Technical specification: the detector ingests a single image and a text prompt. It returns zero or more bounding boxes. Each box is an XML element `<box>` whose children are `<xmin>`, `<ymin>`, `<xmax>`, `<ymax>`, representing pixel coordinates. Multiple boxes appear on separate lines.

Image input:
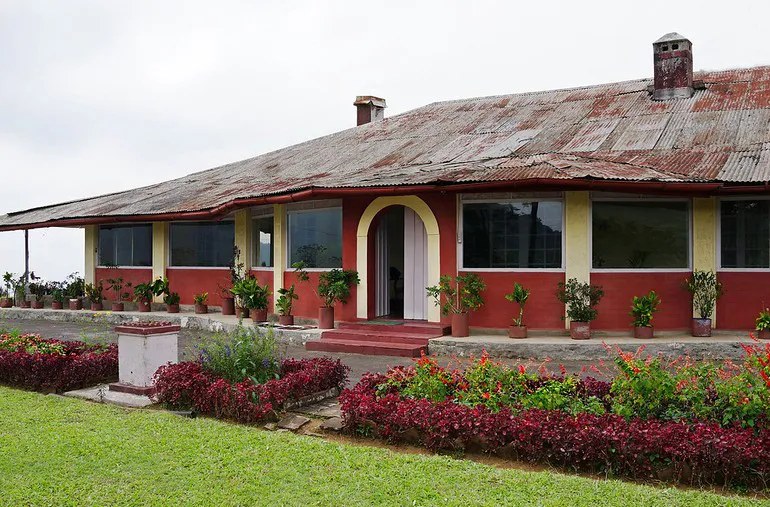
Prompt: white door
<box><xmin>375</xmin><ymin>219</ymin><xmax>390</xmax><ymax>317</ymax></box>
<box><xmin>403</xmin><ymin>208</ymin><xmax>428</xmax><ymax>320</ymax></box>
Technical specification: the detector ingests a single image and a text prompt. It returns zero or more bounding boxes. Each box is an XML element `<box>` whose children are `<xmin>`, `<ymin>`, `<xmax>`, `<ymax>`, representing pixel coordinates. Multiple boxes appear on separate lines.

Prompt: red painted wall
<box><xmin>95</xmin><ymin>268</ymin><xmax>153</xmax><ymax>302</ymax></box>
<box><xmin>717</xmin><ymin>272</ymin><xmax>770</xmax><ymax>331</ymax></box>
<box><xmin>592</xmin><ymin>272</ymin><xmax>691</xmax><ymax>331</ymax></box>
<box><xmin>460</xmin><ymin>271</ymin><xmax>566</xmax><ymax>330</ymax></box>
<box><xmin>166</xmin><ymin>268</ymin><xmax>231</xmax><ymax>306</ymax></box>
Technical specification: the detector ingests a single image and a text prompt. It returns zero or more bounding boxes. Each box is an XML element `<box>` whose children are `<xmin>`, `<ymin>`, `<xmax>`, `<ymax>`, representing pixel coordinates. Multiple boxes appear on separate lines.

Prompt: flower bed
<box><xmin>0</xmin><ymin>332</ymin><xmax>118</xmax><ymax>392</ymax></box>
<box><xmin>154</xmin><ymin>357</ymin><xmax>349</xmax><ymax>423</ymax></box>
<box><xmin>339</xmin><ymin>344</ymin><xmax>770</xmax><ymax>489</ymax></box>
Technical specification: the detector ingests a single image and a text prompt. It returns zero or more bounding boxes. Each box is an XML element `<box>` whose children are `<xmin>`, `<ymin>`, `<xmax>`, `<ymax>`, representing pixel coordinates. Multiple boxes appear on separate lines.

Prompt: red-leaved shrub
<box><xmin>0</xmin><ymin>340</ymin><xmax>118</xmax><ymax>392</ymax></box>
<box><xmin>153</xmin><ymin>357</ymin><xmax>349</xmax><ymax>423</ymax></box>
<box><xmin>340</xmin><ymin>372</ymin><xmax>770</xmax><ymax>489</ymax></box>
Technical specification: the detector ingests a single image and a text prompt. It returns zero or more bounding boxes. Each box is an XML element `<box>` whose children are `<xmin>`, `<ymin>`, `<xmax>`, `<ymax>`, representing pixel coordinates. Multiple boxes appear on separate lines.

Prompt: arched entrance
<box><xmin>356</xmin><ymin>196</ymin><xmax>441</xmax><ymax>323</ymax></box>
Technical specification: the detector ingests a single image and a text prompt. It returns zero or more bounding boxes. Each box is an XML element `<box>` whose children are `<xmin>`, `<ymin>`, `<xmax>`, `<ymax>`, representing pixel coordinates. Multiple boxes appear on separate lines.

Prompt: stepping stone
<box><xmin>277</xmin><ymin>414</ymin><xmax>311</xmax><ymax>431</ymax></box>
<box><xmin>320</xmin><ymin>417</ymin><xmax>344</xmax><ymax>432</ymax></box>
<box><xmin>264</xmin><ymin>422</ymin><xmax>277</xmax><ymax>431</ymax></box>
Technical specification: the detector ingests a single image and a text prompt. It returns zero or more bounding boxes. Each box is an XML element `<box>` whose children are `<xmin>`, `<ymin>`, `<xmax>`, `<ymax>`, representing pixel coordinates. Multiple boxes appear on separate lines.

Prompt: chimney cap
<box><xmin>654</xmin><ymin>32</ymin><xmax>690</xmax><ymax>44</ymax></box>
<box><xmin>354</xmin><ymin>96</ymin><xmax>387</xmax><ymax>108</ymax></box>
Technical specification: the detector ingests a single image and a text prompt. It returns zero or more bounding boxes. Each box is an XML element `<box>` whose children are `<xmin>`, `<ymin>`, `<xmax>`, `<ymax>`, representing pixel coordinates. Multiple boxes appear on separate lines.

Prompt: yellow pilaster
<box><xmin>272</xmin><ymin>204</ymin><xmax>286</xmax><ymax>307</ymax></box>
<box><xmin>234</xmin><ymin>209</ymin><xmax>253</xmax><ymax>270</ymax></box>
<box><xmin>84</xmin><ymin>225</ymin><xmax>97</xmax><ymax>285</ymax></box>
<box><xmin>564</xmin><ymin>191</ymin><xmax>591</xmax><ymax>329</ymax></box>
<box><xmin>152</xmin><ymin>222</ymin><xmax>169</xmax><ymax>302</ymax></box>
<box><xmin>692</xmin><ymin>197</ymin><xmax>718</xmax><ymax>324</ymax></box>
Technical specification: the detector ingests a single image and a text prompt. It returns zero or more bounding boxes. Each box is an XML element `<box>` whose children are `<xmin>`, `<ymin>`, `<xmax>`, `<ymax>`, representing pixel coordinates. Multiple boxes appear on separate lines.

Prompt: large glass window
<box><xmin>288</xmin><ymin>208</ymin><xmax>343</xmax><ymax>268</ymax></box>
<box><xmin>170</xmin><ymin>221</ymin><xmax>235</xmax><ymax>267</ymax></box>
<box><xmin>720</xmin><ymin>200</ymin><xmax>770</xmax><ymax>269</ymax></box>
<box><xmin>592</xmin><ymin>201</ymin><xmax>689</xmax><ymax>269</ymax></box>
<box><xmin>98</xmin><ymin>224</ymin><xmax>152</xmax><ymax>267</ymax></box>
<box><xmin>462</xmin><ymin>201</ymin><xmax>563</xmax><ymax>269</ymax></box>
<box><xmin>253</xmin><ymin>216</ymin><xmax>274</xmax><ymax>268</ymax></box>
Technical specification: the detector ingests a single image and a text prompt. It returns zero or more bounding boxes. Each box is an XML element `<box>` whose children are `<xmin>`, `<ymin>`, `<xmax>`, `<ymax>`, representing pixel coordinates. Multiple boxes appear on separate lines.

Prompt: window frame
<box><xmin>286</xmin><ymin>206</ymin><xmax>344</xmax><ymax>271</ymax></box>
<box><xmin>167</xmin><ymin>220</ymin><xmax>235</xmax><ymax>270</ymax></box>
<box><xmin>96</xmin><ymin>223</ymin><xmax>153</xmax><ymax>269</ymax></box>
<box><xmin>589</xmin><ymin>197</ymin><xmax>693</xmax><ymax>273</ymax></box>
<box><xmin>717</xmin><ymin>196</ymin><xmax>770</xmax><ymax>272</ymax></box>
<box><xmin>251</xmin><ymin>214</ymin><xmax>275</xmax><ymax>271</ymax></box>
<box><xmin>458</xmin><ymin>197</ymin><xmax>566</xmax><ymax>272</ymax></box>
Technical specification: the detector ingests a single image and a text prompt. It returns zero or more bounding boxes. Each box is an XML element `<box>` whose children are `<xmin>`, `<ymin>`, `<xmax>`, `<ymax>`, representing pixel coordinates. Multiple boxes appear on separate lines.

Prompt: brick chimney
<box><xmin>652</xmin><ymin>32</ymin><xmax>694</xmax><ymax>100</ymax></box>
<box><xmin>353</xmin><ymin>96</ymin><xmax>386</xmax><ymax>126</ymax></box>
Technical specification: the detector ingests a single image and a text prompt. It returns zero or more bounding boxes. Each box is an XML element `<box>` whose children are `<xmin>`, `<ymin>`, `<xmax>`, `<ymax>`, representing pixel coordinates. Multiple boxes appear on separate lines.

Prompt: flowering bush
<box><xmin>154</xmin><ymin>357</ymin><xmax>349</xmax><ymax>423</ymax></box>
<box><xmin>195</xmin><ymin>325</ymin><xmax>280</xmax><ymax>384</ymax></box>
<box><xmin>0</xmin><ymin>332</ymin><xmax>117</xmax><ymax>392</ymax></box>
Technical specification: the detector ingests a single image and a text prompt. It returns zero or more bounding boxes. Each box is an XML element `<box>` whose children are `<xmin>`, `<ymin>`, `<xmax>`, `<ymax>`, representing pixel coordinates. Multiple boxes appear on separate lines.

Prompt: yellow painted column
<box><xmin>272</xmin><ymin>204</ymin><xmax>286</xmax><ymax>307</ymax></box>
<box><xmin>234</xmin><ymin>209</ymin><xmax>253</xmax><ymax>271</ymax></box>
<box><xmin>152</xmin><ymin>222</ymin><xmax>169</xmax><ymax>302</ymax></box>
<box><xmin>692</xmin><ymin>197</ymin><xmax>718</xmax><ymax>325</ymax></box>
<box><xmin>83</xmin><ymin>225</ymin><xmax>97</xmax><ymax>285</ymax></box>
<box><xmin>564</xmin><ymin>191</ymin><xmax>591</xmax><ymax>329</ymax></box>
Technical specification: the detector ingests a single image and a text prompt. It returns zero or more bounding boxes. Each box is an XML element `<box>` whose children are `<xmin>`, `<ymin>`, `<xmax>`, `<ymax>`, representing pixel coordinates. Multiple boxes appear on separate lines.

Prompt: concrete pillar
<box><xmin>152</xmin><ymin>222</ymin><xmax>169</xmax><ymax>303</ymax></box>
<box><xmin>692</xmin><ymin>197</ymin><xmax>718</xmax><ymax>325</ymax></box>
<box><xmin>564</xmin><ymin>191</ymin><xmax>591</xmax><ymax>328</ymax></box>
<box><xmin>272</xmin><ymin>204</ymin><xmax>286</xmax><ymax>308</ymax></box>
<box><xmin>84</xmin><ymin>225</ymin><xmax>98</xmax><ymax>285</ymax></box>
<box><xmin>234</xmin><ymin>209</ymin><xmax>253</xmax><ymax>276</ymax></box>
<box><xmin>111</xmin><ymin>322</ymin><xmax>179</xmax><ymax>396</ymax></box>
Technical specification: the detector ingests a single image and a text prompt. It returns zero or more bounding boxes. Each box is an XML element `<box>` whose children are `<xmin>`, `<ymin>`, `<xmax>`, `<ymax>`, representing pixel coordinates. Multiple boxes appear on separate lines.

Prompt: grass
<box><xmin>0</xmin><ymin>387</ymin><xmax>766</xmax><ymax>507</ymax></box>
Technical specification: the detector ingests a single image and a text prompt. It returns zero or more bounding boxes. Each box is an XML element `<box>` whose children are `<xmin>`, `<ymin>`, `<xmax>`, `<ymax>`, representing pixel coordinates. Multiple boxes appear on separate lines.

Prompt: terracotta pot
<box><xmin>508</xmin><ymin>325</ymin><xmax>527</xmax><ymax>339</ymax></box>
<box><xmin>32</xmin><ymin>301</ymin><xmax>44</xmax><ymax>309</ymax></box>
<box><xmin>451</xmin><ymin>312</ymin><xmax>470</xmax><ymax>337</ymax></box>
<box><xmin>278</xmin><ymin>315</ymin><xmax>294</xmax><ymax>326</ymax></box>
<box><xmin>19</xmin><ymin>300</ymin><xmax>31</xmax><ymax>309</ymax></box>
<box><xmin>692</xmin><ymin>318</ymin><xmax>712</xmax><ymax>337</ymax></box>
<box><xmin>194</xmin><ymin>303</ymin><xmax>208</xmax><ymax>315</ymax></box>
<box><xmin>51</xmin><ymin>301</ymin><xmax>63</xmax><ymax>310</ymax></box>
<box><xmin>68</xmin><ymin>299</ymin><xmax>82</xmax><ymax>310</ymax></box>
<box><xmin>90</xmin><ymin>302</ymin><xmax>103</xmax><ymax>311</ymax></box>
<box><xmin>111</xmin><ymin>302</ymin><xmax>125</xmax><ymax>312</ymax></box>
<box><xmin>167</xmin><ymin>304</ymin><xmax>180</xmax><ymax>314</ymax></box>
<box><xmin>137</xmin><ymin>300</ymin><xmax>151</xmax><ymax>312</ymax></box>
<box><xmin>252</xmin><ymin>309</ymin><xmax>268</xmax><ymax>323</ymax></box>
<box><xmin>757</xmin><ymin>330</ymin><xmax>770</xmax><ymax>340</ymax></box>
<box><xmin>221</xmin><ymin>297</ymin><xmax>235</xmax><ymax>316</ymax></box>
<box><xmin>318</xmin><ymin>307</ymin><xmax>335</xmax><ymax>329</ymax></box>
<box><xmin>633</xmin><ymin>325</ymin><xmax>654</xmax><ymax>339</ymax></box>
<box><xmin>236</xmin><ymin>306</ymin><xmax>249</xmax><ymax>318</ymax></box>
<box><xmin>0</xmin><ymin>298</ymin><xmax>12</xmax><ymax>308</ymax></box>
<box><xmin>570</xmin><ymin>321</ymin><xmax>591</xmax><ymax>340</ymax></box>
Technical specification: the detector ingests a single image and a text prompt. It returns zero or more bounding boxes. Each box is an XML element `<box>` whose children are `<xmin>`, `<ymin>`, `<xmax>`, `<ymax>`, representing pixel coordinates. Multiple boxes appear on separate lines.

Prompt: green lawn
<box><xmin>0</xmin><ymin>387</ymin><xmax>765</xmax><ymax>507</ymax></box>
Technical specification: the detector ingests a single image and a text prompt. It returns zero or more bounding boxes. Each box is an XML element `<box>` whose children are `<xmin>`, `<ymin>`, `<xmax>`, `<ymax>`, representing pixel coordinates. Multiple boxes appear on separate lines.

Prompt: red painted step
<box><xmin>321</xmin><ymin>329</ymin><xmax>431</xmax><ymax>346</ymax></box>
<box><xmin>338</xmin><ymin>321</ymin><xmax>450</xmax><ymax>336</ymax></box>
<box><xmin>306</xmin><ymin>338</ymin><xmax>427</xmax><ymax>357</ymax></box>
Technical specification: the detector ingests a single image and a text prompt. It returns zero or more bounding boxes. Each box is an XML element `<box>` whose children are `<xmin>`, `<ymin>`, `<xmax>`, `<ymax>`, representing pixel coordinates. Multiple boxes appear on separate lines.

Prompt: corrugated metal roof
<box><xmin>3</xmin><ymin>66</ymin><xmax>770</xmax><ymax>229</ymax></box>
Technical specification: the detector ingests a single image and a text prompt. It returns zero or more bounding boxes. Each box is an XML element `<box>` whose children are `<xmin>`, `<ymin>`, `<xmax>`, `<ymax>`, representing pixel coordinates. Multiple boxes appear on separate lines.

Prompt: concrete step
<box><xmin>306</xmin><ymin>338</ymin><xmax>427</xmax><ymax>357</ymax></box>
<box><xmin>321</xmin><ymin>328</ymin><xmax>431</xmax><ymax>346</ymax></box>
<box><xmin>338</xmin><ymin>321</ymin><xmax>450</xmax><ymax>336</ymax></box>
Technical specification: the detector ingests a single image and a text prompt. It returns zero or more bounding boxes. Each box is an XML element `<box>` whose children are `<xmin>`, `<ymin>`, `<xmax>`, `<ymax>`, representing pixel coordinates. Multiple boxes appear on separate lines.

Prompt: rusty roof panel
<box><xmin>5</xmin><ymin>65</ymin><xmax>770</xmax><ymax>228</ymax></box>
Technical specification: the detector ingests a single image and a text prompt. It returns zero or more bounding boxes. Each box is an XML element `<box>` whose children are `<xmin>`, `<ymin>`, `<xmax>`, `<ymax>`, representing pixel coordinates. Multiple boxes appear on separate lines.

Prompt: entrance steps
<box><xmin>305</xmin><ymin>321</ymin><xmax>449</xmax><ymax>357</ymax></box>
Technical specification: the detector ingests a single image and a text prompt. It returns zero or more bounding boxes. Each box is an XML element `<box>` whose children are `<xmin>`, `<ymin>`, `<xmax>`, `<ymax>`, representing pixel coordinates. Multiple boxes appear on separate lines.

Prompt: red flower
<box><xmin>482</xmin><ymin>392</ymin><xmax>491</xmax><ymax>400</ymax></box>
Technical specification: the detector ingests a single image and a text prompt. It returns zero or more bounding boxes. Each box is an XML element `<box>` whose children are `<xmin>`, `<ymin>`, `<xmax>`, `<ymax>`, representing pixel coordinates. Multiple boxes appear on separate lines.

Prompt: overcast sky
<box><xmin>1</xmin><ymin>0</ymin><xmax>768</xmax><ymax>283</ymax></box>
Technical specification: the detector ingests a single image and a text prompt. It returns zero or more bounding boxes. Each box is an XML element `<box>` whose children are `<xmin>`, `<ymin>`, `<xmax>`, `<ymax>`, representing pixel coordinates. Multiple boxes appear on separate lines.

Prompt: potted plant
<box><xmin>84</xmin><ymin>280</ymin><xmax>105</xmax><ymax>311</ymax></box>
<box><xmin>50</xmin><ymin>282</ymin><xmax>66</xmax><ymax>310</ymax></box>
<box><xmin>165</xmin><ymin>292</ymin><xmax>181</xmax><ymax>314</ymax></box>
<box><xmin>556</xmin><ymin>278</ymin><xmax>604</xmax><ymax>340</ymax></box>
<box><xmin>219</xmin><ymin>246</ymin><xmax>244</xmax><ymax>316</ymax></box>
<box><xmin>64</xmin><ymin>273</ymin><xmax>84</xmax><ymax>310</ymax></box>
<box><xmin>133</xmin><ymin>282</ymin><xmax>154</xmax><ymax>312</ymax></box>
<box><xmin>151</xmin><ymin>277</ymin><xmax>180</xmax><ymax>313</ymax></box>
<box><xmin>106</xmin><ymin>277</ymin><xmax>131</xmax><ymax>311</ymax></box>
<box><xmin>0</xmin><ymin>272</ymin><xmax>12</xmax><ymax>308</ymax></box>
<box><xmin>249</xmin><ymin>281</ymin><xmax>271</xmax><ymax>323</ymax></box>
<box><xmin>629</xmin><ymin>290</ymin><xmax>661</xmax><ymax>339</ymax></box>
<box><xmin>276</xmin><ymin>285</ymin><xmax>299</xmax><ymax>325</ymax></box>
<box><xmin>684</xmin><ymin>270</ymin><xmax>723</xmax><ymax>337</ymax></box>
<box><xmin>193</xmin><ymin>292</ymin><xmax>209</xmax><ymax>315</ymax></box>
<box><xmin>504</xmin><ymin>282</ymin><xmax>530</xmax><ymax>338</ymax></box>
<box><xmin>229</xmin><ymin>277</ymin><xmax>251</xmax><ymax>319</ymax></box>
<box><xmin>756</xmin><ymin>308</ymin><xmax>770</xmax><ymax>340</ymax></box>
<box><xmin>316</xmin><ymin>269</ymin><xmax>360</xmax><ymax>329</ymax></box>
<box><xmin>426</xmin><ymin>274</ymin><xmax>486</xmax><ymax>337</ymax></box>
<box><xmin>28</xmin><ymin>273</ymin><xmax>47</xmax><ymax>309</ymax></box>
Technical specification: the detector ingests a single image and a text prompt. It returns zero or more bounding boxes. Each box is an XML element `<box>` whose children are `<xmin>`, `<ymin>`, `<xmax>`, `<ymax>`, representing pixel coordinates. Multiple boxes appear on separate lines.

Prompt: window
<box><xmin>592</xmin><ymin>201</ymin><xmax>689</xmax><ymax>269</ymax></box>
<box><xmin>720</xmin><ymin>200</ymin><xmax>770</xmax><ymax>269</ymax></box>
<box><xmin>253</xmin><ymin>216</ymin><xmax>274</xmax><ymax>268</ymax></box>
<box><xmin>288</xmin><ymin>208</ymin><xmax>342</xmax><ymax>268</ymax></box>
<box><xmin>98</xmin><ymin>224</ymin><xmax>152</xmax><ymax>267</ymax></box>
<box><xmin>169</xmin><ymin>221</ymin><xmax>234</xmax><ymax>267</ymax></box>
<box><xmin>462</xmin><ymin>201</ymin><xmax>563</xmax><ymax>269</ymax></box>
